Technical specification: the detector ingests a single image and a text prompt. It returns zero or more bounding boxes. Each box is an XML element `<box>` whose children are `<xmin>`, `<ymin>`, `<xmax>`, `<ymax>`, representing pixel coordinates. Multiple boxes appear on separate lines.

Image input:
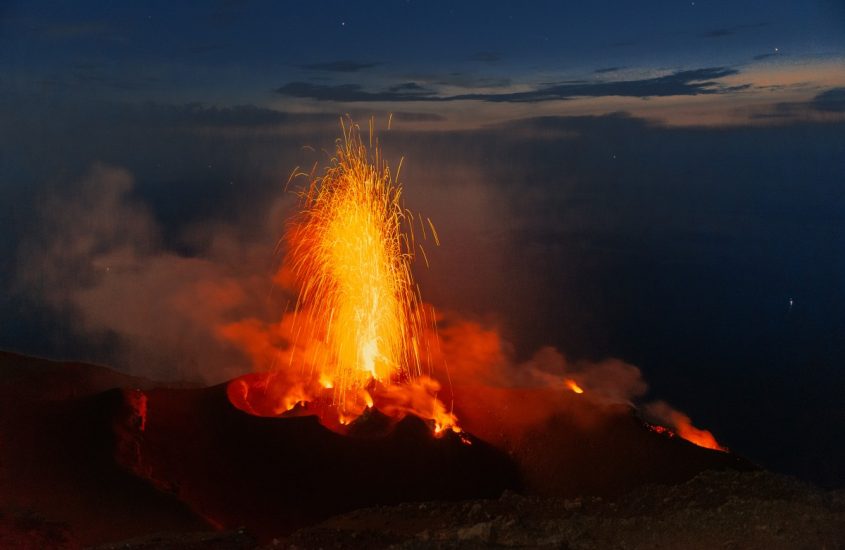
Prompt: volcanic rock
<box><xmin>0</xmin><ymin>352</ymin><xmax>517</xmax><ymax>545</ymax></box>
<box><xmin>114</xmin><ymin>382</ymin><xmax>520</xmax><ymax>540</ymax></box>
<box><xmin>279</xmin><ymin>470</ymin><xmax>845</xmax><ymax>549</ymax></box>
<box><xmin>0</xmin><ymin>352</ymin><xmax>207</xmax><ymax>546</ymax></box>
<box><xmin>1</xmin><ymin>351</ymin><xmax>767</xmax><ymax>547</ymax></box>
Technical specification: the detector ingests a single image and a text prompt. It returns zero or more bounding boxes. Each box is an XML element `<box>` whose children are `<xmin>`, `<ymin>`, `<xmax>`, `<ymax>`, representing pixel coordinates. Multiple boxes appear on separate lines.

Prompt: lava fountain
<box><xmin>227</xmin><ymin>120</ymin><xmax>458</xmax><ymax>433</ymax></box>
<box><xmin>288</xmin><ymin>119</ymin><xmax>428</xmax><ymax>412</ymax></box>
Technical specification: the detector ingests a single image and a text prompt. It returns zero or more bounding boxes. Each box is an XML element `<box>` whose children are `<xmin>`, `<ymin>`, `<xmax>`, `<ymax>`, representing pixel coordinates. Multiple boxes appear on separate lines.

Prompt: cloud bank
<box><xmin>276</xmin><ymin>67</ymin><xmax>749</xmax><ymax>103</ymax></box>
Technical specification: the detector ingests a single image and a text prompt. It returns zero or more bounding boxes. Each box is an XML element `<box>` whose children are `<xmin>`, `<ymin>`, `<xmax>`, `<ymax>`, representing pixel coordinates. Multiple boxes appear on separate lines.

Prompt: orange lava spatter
<box><xmin>227</xmin><ymin>119</ymin><xmax>458</xmax><ymax>434</ymax></box>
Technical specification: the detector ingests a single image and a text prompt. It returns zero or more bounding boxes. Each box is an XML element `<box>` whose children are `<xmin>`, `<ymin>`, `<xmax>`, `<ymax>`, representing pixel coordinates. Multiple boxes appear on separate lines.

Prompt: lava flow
<box><xmin>565</xmin><ymin>379</ymin><xmax>584</xmax><ymax>394</ymax></box>
<box><xmin>646</xmin><ymin>402</ymin><xmax>726</xmax><ymax>452</ymax></box>
<box><xmin>227</xmin><ymin>120</ymin><xmax>457</xmax><ymax>434</ymax></box>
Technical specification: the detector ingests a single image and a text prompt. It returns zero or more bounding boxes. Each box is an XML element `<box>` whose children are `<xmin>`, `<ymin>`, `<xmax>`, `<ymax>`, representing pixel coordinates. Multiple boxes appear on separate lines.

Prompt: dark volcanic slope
<box><xmin>451</xmin><ymin>384</ymin><xmax>754</xmax><ymax>496</ymax></box>
<box><xmin>0</xmin><ymin>352</ymin><xmax>208</xmax><ymax>547</ymax></box>
<box><xmin>1</xmin><ymin>351</ymin><xmax>757</xmax><ymax>547</ymax></box>
<box><xmin>0</xmin><ymin>352</ymin><xmax>517</xmax><ymax>545</ymax></box>
<box><xmin>114</xmin><ymin>383</ymin><xmax>519</xmax><ymax>540</ymax></box>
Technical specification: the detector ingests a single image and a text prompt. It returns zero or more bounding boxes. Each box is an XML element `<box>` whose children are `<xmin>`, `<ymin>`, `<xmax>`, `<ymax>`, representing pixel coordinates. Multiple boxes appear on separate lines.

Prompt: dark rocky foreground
<box><xmin>281</xmin><ymin>469</ymin><xmax>845</xmax><ymax>549</ymax></box>
<box><xmin>88</xmin><ymin>470</ymin><xmax>845</xmax><ymax>549</ymax></box>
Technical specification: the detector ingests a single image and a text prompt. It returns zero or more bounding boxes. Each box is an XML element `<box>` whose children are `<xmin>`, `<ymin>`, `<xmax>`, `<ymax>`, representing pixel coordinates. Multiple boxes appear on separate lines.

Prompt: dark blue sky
<box><xmin>3</xmin><ymin>0</ymin><xmax>844</xmax><ymax>117</ymax></box>
<box><xmin>1</xmin><ymin>1</ymin><xmax>845</xmax><ymax>487</ymax></box>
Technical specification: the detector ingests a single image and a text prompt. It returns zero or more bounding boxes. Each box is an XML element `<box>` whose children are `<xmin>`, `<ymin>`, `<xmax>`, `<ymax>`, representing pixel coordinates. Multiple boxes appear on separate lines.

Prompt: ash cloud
<box><xmin>432</xmin><ymin>314</ymin><xmax>648</xmax><ymax>404</ymax></box>
<box><xmin>429</xmin><ymin>313</ymin><xmax>719</xmax><ymax>449</ymax></box>
<box><xmin>15</xmin><ymin>164</ymin><xmax>294</xmax><ymax>383</ymax></box>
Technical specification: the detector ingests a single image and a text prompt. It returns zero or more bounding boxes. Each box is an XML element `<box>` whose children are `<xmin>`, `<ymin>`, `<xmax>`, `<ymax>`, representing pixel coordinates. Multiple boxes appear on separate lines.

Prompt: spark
<box><xmin>287</xmin><ymin>119</ymin><xmax>430</xmax><ymax>415</ymax></box>
<box><xmin>225</xmin><ymin>118</ymin><xmax>460</xmax><ymax>436</ymax></box>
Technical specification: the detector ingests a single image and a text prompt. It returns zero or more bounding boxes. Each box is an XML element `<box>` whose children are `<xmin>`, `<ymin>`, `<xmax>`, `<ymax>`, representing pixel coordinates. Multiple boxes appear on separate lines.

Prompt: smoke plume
<box><xmin>16</xmin><ymin>164</ymin><xmax>290</xmax><ymax>382</ymax></box>
<box><xmin>15</xmin><ymin>162</ymin><xmax>721</xmax><ymax>449</ymax></box>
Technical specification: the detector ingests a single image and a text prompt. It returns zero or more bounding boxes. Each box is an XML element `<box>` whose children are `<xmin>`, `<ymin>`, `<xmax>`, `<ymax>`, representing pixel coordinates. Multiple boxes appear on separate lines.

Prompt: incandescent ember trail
<box><xmin>286</xmin><ymin>119</ymin><xmax>431</xmax><ymax>416</ymax></box>
<box><xmin>227</xmin><ymin>119</ymin><xmax>458</xmax><ymax>434</ymax></box>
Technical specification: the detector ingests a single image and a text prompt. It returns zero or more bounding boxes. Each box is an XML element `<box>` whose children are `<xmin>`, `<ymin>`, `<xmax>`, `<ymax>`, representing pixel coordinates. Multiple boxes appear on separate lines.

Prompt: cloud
<box><xmin>398</xmin><ymin>72</ymin><xmax>513</xmax><ymax>90</ymax></box>
<box><xmin>747</xmin><ymin>87</ymin><xmax>845</xmax><ymax>120</ymax></box>
<box><xmin>275</xmin><ymin>82</ymin><xmax>404</xmax><ymax>102</ymax></box>
<box><xmin>299</xmin><ymin>60</ymin><xmax>380</xmax><ymax>72</ymax></box>
<box><xmin>811</xmin><ymin>87</ymin><xmax>845</xmax><ymax>112</ymax></box>
<box><xmin>386</xmin><ymin>82</ymin><xmax>437</xmax><ymax>95</ymax></box>
<box><xmin>136</xmin><ymin>102</ymin><xmax>337</xmax><ymax>127</ymax></box>
<box><xmin>594</xmin><ymin>66</ymin><xmax>625</xmax><ymax>74</ymax></box>
<box><xmin>389</xmin><ymin>111</ymin><xmax>445</xmax><ymax>122</ymax></box>
<box><xmin>276</xmin><ymin>67</ymin><xmax>749</xmax><ymax>103</ymax></box>
<box><xmin>433</xmin><ymin>72</ymin><xmax>513</xmax><ymax>89</ymax></box>
<box><xmin>15</xmin><ymin>164</ymin><xmax>294</xmax><ymax>383</ymax></box>
<box><xmin>752</xmin><ymin>52</ymin><xmax>779</xmax><ymax>61</ymax></box>
<box><xmin>448</xmin><ymin>67</ymin><xmax>748</xmax><ymax>102</ymax></box>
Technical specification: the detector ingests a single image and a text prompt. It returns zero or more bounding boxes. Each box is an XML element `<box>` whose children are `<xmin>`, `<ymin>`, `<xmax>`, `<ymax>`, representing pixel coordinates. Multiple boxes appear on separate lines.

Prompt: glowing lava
<box><xmin>287</xmin><ymin>119</ymin><xmax>427</xmax><ymax>412</ymax></box>
<box><xmin>226</xmin><ymin>119</ymin><xmax>457</xmax><ymax>434</ymax></box>
<box><xmin>671</xmin><ymin>417</ymin><xmax>725</xmax><ymax>451</ymax></box>
<box><xmin>647</xmin><ymin>414</ymin><xmax>726</xmax><ymax>452</ymax></box>
<box><xmin>565</xmin><ymin>379</ymin><xmax>584</xmax><ymax>394</ymax></box>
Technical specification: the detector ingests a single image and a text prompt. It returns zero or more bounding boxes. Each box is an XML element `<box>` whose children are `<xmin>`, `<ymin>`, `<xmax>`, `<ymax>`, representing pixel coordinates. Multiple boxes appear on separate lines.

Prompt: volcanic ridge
<box><xmin>3</xmin><ymin>351</ymin><xmax>834</xmax><ymax>549</ymax></box>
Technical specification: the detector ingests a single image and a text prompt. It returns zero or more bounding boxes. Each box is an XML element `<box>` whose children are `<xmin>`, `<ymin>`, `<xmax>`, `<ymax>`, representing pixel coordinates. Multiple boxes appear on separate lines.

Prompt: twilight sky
<box><xmin>3</xmin><ymin>0</ymin><xmax>845</xmax><ymax>124</ymax></box>
<box><xmin>2</xmin><ymin>1</ymin><xmax>845</xmax><ymax>486</ymax></box>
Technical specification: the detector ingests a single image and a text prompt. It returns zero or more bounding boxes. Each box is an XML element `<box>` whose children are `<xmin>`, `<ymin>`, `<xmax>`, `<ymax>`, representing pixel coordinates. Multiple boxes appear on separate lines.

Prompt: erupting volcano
<box><xmin>0</xmin><ymin>119</ymin><xmax>768</xmax><ymax>548</ymax></box>
<box><xmin>6</xmin><ymin>1</ymin><xmax>843</xmax><ymax>546</ymax></box>
<box><xmin>227</xmin><ymin>120</ymin><xmax>457</xmax><ymax>434</ymax></box>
